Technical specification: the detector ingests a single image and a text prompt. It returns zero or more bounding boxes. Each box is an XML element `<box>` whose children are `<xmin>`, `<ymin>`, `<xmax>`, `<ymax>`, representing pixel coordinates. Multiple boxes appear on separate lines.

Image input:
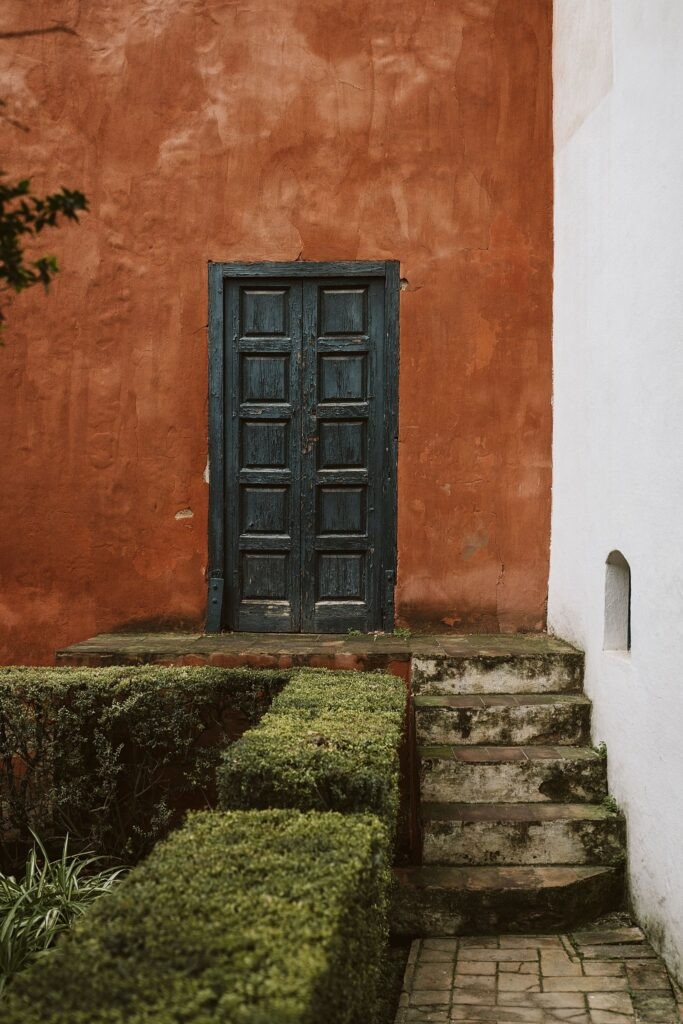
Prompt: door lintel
<box><xmin>209</xmin><ymin>260</ymin><xmax>396</xmax><ymax>279</ymax></box>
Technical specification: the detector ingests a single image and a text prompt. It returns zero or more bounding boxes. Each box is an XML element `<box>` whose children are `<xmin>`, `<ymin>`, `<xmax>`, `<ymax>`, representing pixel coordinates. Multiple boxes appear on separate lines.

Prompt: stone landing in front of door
<box><xmin>56</xmin><ymin>630</ymin><xmax>578</xmax><ymax>679</ymax></box>
<box><xmin>56</xmin><ymin>629</ymin><xmax>413</xmax><ymax>673</ymax></box>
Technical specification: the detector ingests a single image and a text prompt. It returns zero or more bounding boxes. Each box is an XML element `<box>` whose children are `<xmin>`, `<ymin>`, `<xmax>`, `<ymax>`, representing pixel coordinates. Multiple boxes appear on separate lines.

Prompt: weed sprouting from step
<box><xmin>602</xmin><ymin>794</ymin><xmax>620</xmax><ymax>815</ymax></box>
<box><xmin>344</xmin><ymin>627</ymin><xmax>412</xmax><ymax>643</ymax></box>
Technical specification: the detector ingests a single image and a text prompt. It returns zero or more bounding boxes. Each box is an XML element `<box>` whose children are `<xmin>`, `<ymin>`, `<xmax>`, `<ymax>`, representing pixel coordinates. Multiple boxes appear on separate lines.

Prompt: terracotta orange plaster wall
<box><xmin>0</xmin><ymin>0</ymin><xmax>552</xmax><ymax>663</ymax></box>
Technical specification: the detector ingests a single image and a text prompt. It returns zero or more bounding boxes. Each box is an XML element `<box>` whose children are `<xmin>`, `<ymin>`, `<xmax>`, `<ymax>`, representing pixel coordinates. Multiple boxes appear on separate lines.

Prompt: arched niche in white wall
<box><xmin>604</xmin><ymin>550</ymin><xmax>631</xmax><ymax>652</ymax></box>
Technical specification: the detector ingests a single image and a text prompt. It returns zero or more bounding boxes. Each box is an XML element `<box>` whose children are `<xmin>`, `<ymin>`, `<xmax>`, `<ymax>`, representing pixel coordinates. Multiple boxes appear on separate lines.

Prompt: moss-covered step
<box><xmin>421</xmin><ymin>802</ymin><xmax>626</xmax><ymax>866</ymax></box>
<box><xmin>412</xmin><ymin>640</ymin><xmax>583</xmax><ymax>696</ymax></box>
<box><xmin>392</xmin><ymin>864</ymin><xmax>624</xmax><ymax>936</ymax></box>
<box><xmin>419</xmin><ymin>745</ymin><xmax>608</xmax><ymax>804</ymax></box>
<box><xmin>415</xmin><ymin>693</ymin><xmax>592</xmax><ymax>746</ymax></box>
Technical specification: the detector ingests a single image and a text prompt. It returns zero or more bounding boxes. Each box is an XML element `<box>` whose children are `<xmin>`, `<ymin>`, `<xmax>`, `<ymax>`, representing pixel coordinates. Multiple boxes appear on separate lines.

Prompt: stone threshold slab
<box><xmin>56</xmin><ymin>631</ymin><xmax>580</xmax><ymax>669</ymax></box>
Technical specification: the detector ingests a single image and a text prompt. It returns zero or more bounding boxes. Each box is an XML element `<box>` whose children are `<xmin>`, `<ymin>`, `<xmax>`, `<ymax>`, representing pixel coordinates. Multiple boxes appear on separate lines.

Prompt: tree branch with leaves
<box><xmin>0</xmin><ymin>171</ymin><xmax>88</xmax><ymax>335</ymax></box>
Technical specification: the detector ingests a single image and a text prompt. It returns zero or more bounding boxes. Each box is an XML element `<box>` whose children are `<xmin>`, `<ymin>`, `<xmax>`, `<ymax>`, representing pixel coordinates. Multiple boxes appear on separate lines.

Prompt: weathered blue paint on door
<box><xmin>212</xmin><ymin>263</ymin><xmax>398</xmax><ymax>633</ymax></box>
<box><xmin>300</xmin><ymin>278</ymin><xmax>385</xmax><ymax>632</ymax></box>
<box><xmin>224</xmin><ymin>278</ymin><xmax>302</xmax><ymax>632</ymax></box>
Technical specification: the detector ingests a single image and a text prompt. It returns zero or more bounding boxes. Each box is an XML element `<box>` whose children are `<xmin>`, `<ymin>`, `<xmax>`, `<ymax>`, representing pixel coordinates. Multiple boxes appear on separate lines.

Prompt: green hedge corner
<box><xmin>0</xmin><ymin>665</ymin><xmax>288</xmax><ymax>866</ymax></box>
<box><xmin>217</xmin><ymin>670</ymin><xmax>406</xmax><ymax>830</ymax></box>
<box><xmin>3</xmin><ymin>808</ymin><xmax>392</xmax><ymax>1024</ymax></box>
<box><xmin>269</xmin><ymin>669</ymin><xmax>407</xmax><ymax>717</ymax></box>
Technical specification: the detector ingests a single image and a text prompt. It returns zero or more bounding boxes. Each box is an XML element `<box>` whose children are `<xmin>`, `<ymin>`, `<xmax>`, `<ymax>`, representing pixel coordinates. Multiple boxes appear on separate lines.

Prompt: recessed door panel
<box><xmin>318</xmin><ymin>420</ymin><xmax>367</xmax><ymax>469</ymax></box>
<box><xmin>319</xmin><ymin>353</ymin><xmax>367</xmax><ymax>402</ymax></box>
<box><xmin>241</xmin><ymin>288</ymin><xmax>289</xmax><ymax>336</ymax></box>
<box><xmin>317</xmin><ymin>553</ymin><xmax>365</xmax><ymax>601</ymax></box>
<box><xmin>241</xmin><ymin>421</ymin><xmax>289</xmax><ymax>468</ymax></box>
<box><xmin>241</xmin><ymin>487</ymin><xmax>289</xmax><ymax>535</ymax></box>
<box><xmin>318</xmin><ymin>487</ymin><xmax>366</xmax><ymax>535</ymax></box>
<box><xmin>319</xmin><ymin>287</ymin><xmax>368</xmax><ymax>335</ymax></box>
<box><xmin>241</xmin><ymin>354</ymin><xmax>289</xmax><ymax>403</ymax></box>
<box><xmin>242</xmin><ymin>553</ymin><xmax>288</xmax><ymax>599</ymax></box>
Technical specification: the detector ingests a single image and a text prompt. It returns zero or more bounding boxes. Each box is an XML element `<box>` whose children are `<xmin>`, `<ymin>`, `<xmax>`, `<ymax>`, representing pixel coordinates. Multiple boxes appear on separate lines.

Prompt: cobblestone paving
<box><xmin>396</xmin><ymin>927</ymin><xmax>683</xmax><ymax>1023</ymax></box>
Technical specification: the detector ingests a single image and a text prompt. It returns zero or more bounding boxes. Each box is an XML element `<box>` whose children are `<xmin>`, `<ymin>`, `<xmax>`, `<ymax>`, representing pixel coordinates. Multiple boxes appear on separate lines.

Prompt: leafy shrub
<box><xmin>217</xmin><ymin>670</ymin><xmax>406</xmax><ymax>831</ymax></box>
<box><xmin>269</xmin><ymin>669</ymin><xmax>407</xmax><ymax>718</ymax></box>
<box><xmin>2</xmin><ymin>809</ymin><xmax>392</xmax><ymax>1024</ymax></box>
<box><xmin>0</xmin><ymin>171</ymin><xmax>88</xmax><ymax>335</ymax></box>
<box><xmin>0</xmin><ymin>833</ymin><xmax>123</xmax><ymax>994</ymax></box>
<box><xmin>218</xmin><ymin>711</ymin><xmax>402</xmax><ymax>825</ymax></box>
<box><xmin>0</xmin><ymin>666</ymin><xmax>288</xmax><ymax>868</ymax></box>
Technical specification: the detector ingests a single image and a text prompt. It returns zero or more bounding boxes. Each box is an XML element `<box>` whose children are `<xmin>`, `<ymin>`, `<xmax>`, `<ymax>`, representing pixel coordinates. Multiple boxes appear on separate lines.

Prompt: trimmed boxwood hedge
<box><xmin>217</xmin><ymin>670</ymin><xmax>406</xmax><ymax>829</ymax></box>
<box><xmin>0</xmin><ymin>665</ymin><xmax>288</xmax><ymax>868</ymax></box>
<box><xmin>2</xmin><ymin>809</ymin><xmax>392</xmax><ymax>1024</ymax></box>
<box><xmin>269</xmin><ymin>669</ymin><xmax>407</xmax><ymax>717</ymax></box>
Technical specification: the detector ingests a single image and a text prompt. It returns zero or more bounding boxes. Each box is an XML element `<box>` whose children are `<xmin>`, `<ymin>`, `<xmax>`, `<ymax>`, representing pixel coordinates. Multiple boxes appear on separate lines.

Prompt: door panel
<box><xmin>224</xmin><ymin>271</ymin><xmax>391</xmax><ymax>633</ymax></box>
<box><xmin>225</xmin><ymin>280</ymin><xmax>301</xmax><ymax>631</ymax></box>
<box><xmin>318</xmin><ymin>353</ymin><xmax>366</xmax><ymax>402</ymax></box>
<box><xmin>240</xmin><ymin>354</ymin><xmax>290</xmax><ymax>402</ymax></box>
<box><xmin>240</xmin><ymin>487</ymin><xmax>289</xmax><ymax>534</ymax></box>
<box><xmin>319</xmin><ymin>287</ymin><xmax>368</xmax><ymax>334</ymax></box>
<box><xmin>317</xmin><ymin>486</ymin><xmax>366</xmax><ymax>534</ymax></box>
<box><xmin>301</xmin><ymin>278</ymin><xmax>384</xmax><ymax>631</ymax></box>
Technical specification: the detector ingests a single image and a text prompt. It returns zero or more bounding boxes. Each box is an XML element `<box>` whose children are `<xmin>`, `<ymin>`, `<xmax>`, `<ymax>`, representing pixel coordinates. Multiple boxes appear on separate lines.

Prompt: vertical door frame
<box><xmin>206</xmin><ymin>260</ymin><xmax>400</xmax><ymax>633</ymax></box>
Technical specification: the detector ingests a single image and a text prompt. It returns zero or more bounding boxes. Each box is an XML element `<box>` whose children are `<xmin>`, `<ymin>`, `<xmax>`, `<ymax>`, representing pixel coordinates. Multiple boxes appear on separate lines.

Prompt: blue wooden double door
<box><xmin>223</xmin><ymin>269</ymin><xmax>397</xmax><ymax>633</ymax></box>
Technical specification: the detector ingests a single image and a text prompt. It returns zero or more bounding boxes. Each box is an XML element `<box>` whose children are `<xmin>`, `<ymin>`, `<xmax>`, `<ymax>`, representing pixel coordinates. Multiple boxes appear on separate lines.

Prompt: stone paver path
<box><xmin>396</xmin><ymin>926</ymin><xmax>683</xmax><ymax>1023</ymax></box>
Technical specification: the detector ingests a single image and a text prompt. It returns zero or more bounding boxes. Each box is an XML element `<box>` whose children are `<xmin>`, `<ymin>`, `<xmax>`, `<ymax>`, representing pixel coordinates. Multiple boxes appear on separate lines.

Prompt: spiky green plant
<box><xmin>0</xmin><ymin>833</ymin><xmax>123</xmax><ymax>992</ymax></box>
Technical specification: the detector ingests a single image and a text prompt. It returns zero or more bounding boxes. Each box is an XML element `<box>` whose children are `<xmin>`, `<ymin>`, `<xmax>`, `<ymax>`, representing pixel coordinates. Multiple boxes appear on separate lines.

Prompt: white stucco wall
<box><xmin>550</xmin><ymin>0</ymin><xmax>683</xmax><ymax>981</ymax></box>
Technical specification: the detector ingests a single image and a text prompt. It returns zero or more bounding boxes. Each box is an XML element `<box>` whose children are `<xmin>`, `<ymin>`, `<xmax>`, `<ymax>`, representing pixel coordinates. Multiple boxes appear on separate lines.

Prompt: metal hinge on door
<box><xmin>383</xmin><ymin>569</ymin><xmax>396</xmax><ymax>629</ymax></box>
<box><xmin>205</xmin><ymin>574</ymin><xmax>224</xmax><ymax>633</ymax></box>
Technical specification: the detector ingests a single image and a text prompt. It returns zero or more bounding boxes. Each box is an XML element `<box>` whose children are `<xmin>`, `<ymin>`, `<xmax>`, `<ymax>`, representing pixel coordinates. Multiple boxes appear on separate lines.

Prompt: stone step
<box><xmin>412</xmin><ymin>645</ymin><xmax>583</xmax><ymax>696</ymax></box>
<box><xmin>392</xmin><ymin>864</ymin><xmax>624</xmax><ymax>936</ymax></box>
<box><xmin>414</xmin><ymin>693</ymin><xmax>591</xmax><ymax>746</ymax></box>
<box><xmin>421</xmin><ymin>802</ymin><xmax>626</xmax><ymax>866</ymax></box>
<box><xmin>419</xmin><ymin>745</ymin><xmax>608</xmax><ymax>804</ymax></box>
